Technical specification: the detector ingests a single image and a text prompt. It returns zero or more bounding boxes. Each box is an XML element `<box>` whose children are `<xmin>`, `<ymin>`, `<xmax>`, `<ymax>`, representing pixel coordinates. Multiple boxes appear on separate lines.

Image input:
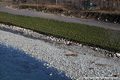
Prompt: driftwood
<box><xmin>65</xmin><ymin>51</ymin><xmax>78</xmax><ymax>56</ymax></box>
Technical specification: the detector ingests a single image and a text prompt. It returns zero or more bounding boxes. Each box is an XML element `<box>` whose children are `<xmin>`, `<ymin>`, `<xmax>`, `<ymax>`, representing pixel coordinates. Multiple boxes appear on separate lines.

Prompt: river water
<box><xmin>0</xmin><ymin>44</ymin><xmax>71</xmax><ymax>80</ymax></box>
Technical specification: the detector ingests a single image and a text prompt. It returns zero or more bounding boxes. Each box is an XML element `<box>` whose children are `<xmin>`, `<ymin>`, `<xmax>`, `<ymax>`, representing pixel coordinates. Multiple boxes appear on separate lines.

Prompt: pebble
<box><xmin>46</xmin><ymin>63</ymin><xmax>49</xmax><ymax>66</ymax></box>
<box><xmin>97</xmin><ymin>17</ymin><xmax>100</xmax><ymax>20</ymax></box>
<box><xmin>43</xmin><ymin>63</ymin><xmax>47</xmax><ymax>66</ymax></box>
<box><xmin>114</xmin><ymin>21</ymin><xmax>117</xmax><ymax>24</ymax></box>
<box><xmin>79</xmin><ymin>44</ymin><xmax>82</xmax><ymax>47</ymax></box>
<box><xmin>116</xmin><ymin>53</ymin><xmax>120</xmax><ymax>57</ymax></box>
<box><xmin>49</xmin><ymin>73</ymin><xmax>53</xmax><ymax>76</ymax></box>
<box><xmin>105</xmin><ymin>19</ymin><xmax>108</xmax><ymax>22</ymax></box>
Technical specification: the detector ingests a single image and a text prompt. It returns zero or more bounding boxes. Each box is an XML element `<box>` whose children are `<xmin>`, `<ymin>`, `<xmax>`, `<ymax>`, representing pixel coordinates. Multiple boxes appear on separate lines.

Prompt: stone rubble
<box><xmin>0</xmin><ymin>23</ymin><xmax>118</xmax><ymax>57</ymax></box>
<box><xmin>0</xmin><ymin>24</ymin><xmax>120</xmax><ymax>80</ymax></box>
<box><xmin>116</xmin><ymin>53</ymin><xmax>120</xmax><ymax>58</ymax></box>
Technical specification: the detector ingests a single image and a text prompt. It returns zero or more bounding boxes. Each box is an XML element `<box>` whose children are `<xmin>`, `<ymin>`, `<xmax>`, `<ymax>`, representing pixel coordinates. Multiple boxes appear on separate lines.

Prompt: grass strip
<box><xmin>0</xmin><ymin>12</ymin><xmax>120</xmax><ymax>52</ymax></box>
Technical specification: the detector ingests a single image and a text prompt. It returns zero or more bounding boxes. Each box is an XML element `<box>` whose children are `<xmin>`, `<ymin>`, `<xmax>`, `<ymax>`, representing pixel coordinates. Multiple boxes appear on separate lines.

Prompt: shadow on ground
<box><xmin>0</xmin><ymin>43</ymin><xmax>71</xmax><ymax>80</ymax></box>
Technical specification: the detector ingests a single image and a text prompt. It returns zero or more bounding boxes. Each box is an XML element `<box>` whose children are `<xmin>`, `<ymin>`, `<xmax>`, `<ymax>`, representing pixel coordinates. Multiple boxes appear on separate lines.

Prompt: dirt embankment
<box><xmin>17</xmin><ymin>4</ymin><xmax>72</xmax><ymax>16</ymax></box>
<box><xmin>12</xmin><ymin>4</ymin><xmax>82</xmax><ymax>17</ymax></box>
<box><xmin>14</xmin><ymin>4</ymin><xmax>120</xmax><ymax>24</ymax></box>
<box><xmin>80</xmin><ymin>11</ymin><xmax>120</xmax><ymax>24</ymax></box>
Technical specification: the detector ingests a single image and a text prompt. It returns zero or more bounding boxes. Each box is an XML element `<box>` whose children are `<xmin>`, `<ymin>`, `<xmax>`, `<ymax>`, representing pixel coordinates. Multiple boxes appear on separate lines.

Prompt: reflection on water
<box><xmin>0</xmin><ymin>43</ymin><xmax>71</xmax><ymax>80</ymax></box>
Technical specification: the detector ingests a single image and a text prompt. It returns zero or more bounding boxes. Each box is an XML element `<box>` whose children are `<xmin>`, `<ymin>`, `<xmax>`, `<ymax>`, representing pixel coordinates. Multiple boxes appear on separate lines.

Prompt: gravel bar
<box><xmin>0</xmin><ymin>24</ymin><xmax>120</xmax><ymax>80</ymax></box>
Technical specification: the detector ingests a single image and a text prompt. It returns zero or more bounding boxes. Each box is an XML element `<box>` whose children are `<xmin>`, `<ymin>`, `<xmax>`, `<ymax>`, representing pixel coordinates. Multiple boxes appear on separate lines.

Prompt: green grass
<box><xmin>0</xmin><ymin>12</ymin><xmax>120</xmax><ymax>52</ymax></box>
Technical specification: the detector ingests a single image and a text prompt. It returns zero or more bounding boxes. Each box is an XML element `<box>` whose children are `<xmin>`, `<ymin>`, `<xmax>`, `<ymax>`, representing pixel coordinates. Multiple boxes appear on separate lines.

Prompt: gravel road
<box><xmin>0</xmin><ymin>24</ymin><xmax>120</xmax><ymax>80</ymax></box>
<box><xmin>0</xmin><ymin>6</ymin><xmax>120</xmax><ymax>31</ymax></box>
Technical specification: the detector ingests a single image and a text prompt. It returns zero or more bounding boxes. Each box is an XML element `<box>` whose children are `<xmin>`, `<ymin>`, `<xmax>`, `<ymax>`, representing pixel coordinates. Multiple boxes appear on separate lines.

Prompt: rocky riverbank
<box><xmin>0</xmin><ymin>24</ymin><xmax>120</xmax><ymax>79</ymax></box>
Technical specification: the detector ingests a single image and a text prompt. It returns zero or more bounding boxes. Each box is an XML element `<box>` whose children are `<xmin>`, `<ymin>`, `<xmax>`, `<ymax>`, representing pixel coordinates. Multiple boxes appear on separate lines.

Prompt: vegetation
<box><xmin>19</xmin><ymin>4</ymin><xmax>68</xmax><ymax>14</ymax></box>
<box><xmin>0</xmin><ymin>12</ymin><xmax>120</xmax><ymax>52</ymax></box>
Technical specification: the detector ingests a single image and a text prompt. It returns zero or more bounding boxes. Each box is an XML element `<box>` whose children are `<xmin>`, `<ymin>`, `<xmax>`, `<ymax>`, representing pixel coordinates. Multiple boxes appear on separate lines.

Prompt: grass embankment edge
<box><xmin>0</xmin><ymin>12</ymin><xmax>120</xmax><ymax>52</ymax></box>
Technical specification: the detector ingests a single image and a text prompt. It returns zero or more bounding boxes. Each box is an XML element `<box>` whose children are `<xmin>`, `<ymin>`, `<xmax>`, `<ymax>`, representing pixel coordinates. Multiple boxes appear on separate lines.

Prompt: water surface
<box><xmin>0</xmin><ymin>44</ymin><xmax>71</xmax><ymax>80</ymax></box>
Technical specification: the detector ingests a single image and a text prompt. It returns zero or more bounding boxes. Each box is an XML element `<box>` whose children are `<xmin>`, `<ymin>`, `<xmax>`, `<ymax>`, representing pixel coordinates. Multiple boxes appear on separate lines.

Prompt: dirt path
<box><xmin>0</xmin><ymin>6</ymin><xmax>120</xmax><ymax>31</ymax></box>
